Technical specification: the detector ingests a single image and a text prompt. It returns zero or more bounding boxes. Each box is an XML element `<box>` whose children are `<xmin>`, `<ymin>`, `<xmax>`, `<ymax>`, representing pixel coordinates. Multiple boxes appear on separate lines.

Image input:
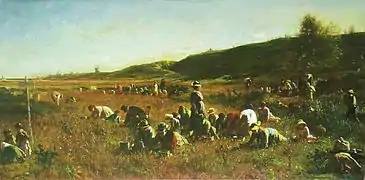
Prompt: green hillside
<box><xmin>46</xmin><ymin>60</ymin><xmax>180</xmax><ymax>80</ymax></box>
<box><xmin>171</xmin><ymin>32</ymin><xmax>365</xmax><ymax>80</ymax></box>
<box><xmin>106</xmin><ymin>60</ymin><xmax>180</xmax><ymax>79</ymax></box>
<box><xmin>46</xmin><ymin>32</ymin><xmax>365</xmax><ymax>81</ymax></box>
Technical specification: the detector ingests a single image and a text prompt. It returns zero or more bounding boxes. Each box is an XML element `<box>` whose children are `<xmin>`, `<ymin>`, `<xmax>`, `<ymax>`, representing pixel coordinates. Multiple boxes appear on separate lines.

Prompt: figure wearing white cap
<box><xmin>343</xmin><ymin>89</ymin><xmax>360</xmax><ymax>122</ymax></box>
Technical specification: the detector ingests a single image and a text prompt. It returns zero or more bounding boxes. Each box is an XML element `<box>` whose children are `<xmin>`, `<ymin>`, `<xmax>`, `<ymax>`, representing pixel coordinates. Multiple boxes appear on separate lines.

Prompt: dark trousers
<box><xmin>346</xmin><ymin>106</ymin><xmax>360</xmax><ymax>122</ymax></box>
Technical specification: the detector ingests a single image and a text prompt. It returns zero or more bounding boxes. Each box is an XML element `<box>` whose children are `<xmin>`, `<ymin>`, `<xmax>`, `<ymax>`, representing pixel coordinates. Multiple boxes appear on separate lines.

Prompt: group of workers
<box><xmin>0</xmin><ymin>123</ymin><xmax>32</xmax><ymax>164</ymax></box>
<box><xmin>1</xmin><ymin>76</ymin><xmax>363</xmax><ymax>177</ymax></box>
<box><xmin>80</xmin><ymin>77</ymin><xmax>363</xmax><ymax>176</ymax></box>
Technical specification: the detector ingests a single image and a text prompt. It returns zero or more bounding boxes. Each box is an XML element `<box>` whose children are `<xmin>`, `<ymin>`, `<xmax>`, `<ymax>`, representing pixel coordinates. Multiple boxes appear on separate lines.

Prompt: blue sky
<box><xmin>0</xmin><ymin>0</ymin><xmax>364</xmax><ymax>77</ymax></box>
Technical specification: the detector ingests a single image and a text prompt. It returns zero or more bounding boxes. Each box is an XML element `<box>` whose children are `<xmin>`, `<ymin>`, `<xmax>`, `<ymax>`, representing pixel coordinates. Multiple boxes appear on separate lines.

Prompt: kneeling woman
<box><xmin>293</xmin><ymin>119</ymin><xmax>318</xmax><ymax>143</ymax></box>
<box><xmin>244</xmin><ymin>121</ymin><xmax>288</xmax><ymax>149</ymax></box>
<box><xmin>0</xmin><ymin>142</ymin><xmax>26</xmax><ymax>164</ymax></box>
<box><xmin>153</xmin><ymin>123</ymin><xmax>188</xmax><ymax>155</ymax></box>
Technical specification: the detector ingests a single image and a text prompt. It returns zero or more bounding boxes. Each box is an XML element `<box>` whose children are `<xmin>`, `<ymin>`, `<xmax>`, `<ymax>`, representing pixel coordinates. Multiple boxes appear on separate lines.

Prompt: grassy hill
<box><xmin>46</xmin><ymin>32</ymin><xmax>365</xmax><ymax>82</ymax></box>
<box><xmin>171</xmin><ymin>32</ymin><xmax>365</xmax><ymax>80</ymax></box>
<box><xmin>46</xmin><ymin>60</ymin><xmax>181</xmax><ymax>80</ymax></box>
<box><xmin>106</xmin><ymin>60</ymin><xmax>180</xmax><ymax>79</ymax></box>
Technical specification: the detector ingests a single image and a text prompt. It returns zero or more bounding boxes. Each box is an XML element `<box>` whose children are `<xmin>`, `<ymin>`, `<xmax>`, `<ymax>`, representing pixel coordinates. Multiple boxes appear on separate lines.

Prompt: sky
<box><xmin>0</xmin><ymin>0</ymin><xmax>364</xmax><ymax>77</ymax></box>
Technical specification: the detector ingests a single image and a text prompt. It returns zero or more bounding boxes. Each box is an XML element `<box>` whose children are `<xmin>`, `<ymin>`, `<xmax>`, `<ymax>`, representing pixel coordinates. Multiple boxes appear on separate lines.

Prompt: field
<box><xmin>0</xmin><ymin>79</ymin><xmax>364</xmax><ymax>179</ymax></box>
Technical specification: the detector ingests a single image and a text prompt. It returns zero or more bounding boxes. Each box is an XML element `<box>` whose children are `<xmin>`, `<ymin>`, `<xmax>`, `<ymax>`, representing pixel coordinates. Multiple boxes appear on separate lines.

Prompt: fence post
<box><xmin>25</xmin><ymin>76</ymin><xmax>34</xmax><ymax>148</ymax></box>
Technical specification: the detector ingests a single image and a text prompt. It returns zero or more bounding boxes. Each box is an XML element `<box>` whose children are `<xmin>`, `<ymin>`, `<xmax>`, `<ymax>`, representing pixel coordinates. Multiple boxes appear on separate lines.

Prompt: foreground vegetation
<box><xmin>0</xmin><ymin>81</ymin><xmax>364</xmax><ymax>179</ymax></box>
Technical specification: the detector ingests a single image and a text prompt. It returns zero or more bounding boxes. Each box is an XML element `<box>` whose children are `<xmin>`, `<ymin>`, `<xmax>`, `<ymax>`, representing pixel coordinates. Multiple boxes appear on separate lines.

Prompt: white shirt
<box><xmin>239</xmin><ymin>109</ymin><xmax>258</xmax><ymax>126</ymax></box>
<box><xmin>95</xmin><ymin>106</ymin><xmax>114</xmax><ymax>118</ymax></box>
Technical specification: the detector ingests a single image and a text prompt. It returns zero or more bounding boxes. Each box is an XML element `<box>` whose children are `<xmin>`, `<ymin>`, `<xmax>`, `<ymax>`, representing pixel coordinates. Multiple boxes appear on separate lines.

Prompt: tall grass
<box><xmin>0</xmin><ymin>83</ymin><xmax>363</xmax><ymax>179</ymax></box>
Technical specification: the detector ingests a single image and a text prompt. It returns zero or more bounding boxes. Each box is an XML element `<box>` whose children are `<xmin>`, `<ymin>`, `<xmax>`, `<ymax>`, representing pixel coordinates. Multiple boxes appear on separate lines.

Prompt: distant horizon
<box><xmin>1</xmin><ymin>0</ymin><xmax>364</xmax><ymax>77</ymax></box>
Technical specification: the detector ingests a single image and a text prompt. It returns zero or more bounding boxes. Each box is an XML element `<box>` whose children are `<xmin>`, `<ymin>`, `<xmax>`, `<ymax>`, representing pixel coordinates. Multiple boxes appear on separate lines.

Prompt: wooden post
<box><xmin>25</xmin><ymin>76</ymin><xmax>34</xmax><ymax>147</ymax></box>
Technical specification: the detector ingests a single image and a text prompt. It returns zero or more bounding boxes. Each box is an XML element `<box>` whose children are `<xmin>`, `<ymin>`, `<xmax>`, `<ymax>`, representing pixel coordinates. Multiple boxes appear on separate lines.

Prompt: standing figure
<box><xmin>153</xmin><ymin>81</ymin><xmax>159</xmax><ymax>96</ymax></box>
<box><xmin>306</xmin><ymin>82</ymin><xmax>316</xmax><ymax>101</ymax></box>
<box><xmin>159</xmin><ymin>79</ymin><xmax>167</xmax><ymax>93</ymax></box>
<box><xmin>189</xmin><ymin>81</ymin><xmax>206</xmax><ymax>135</ymax></box>
<box><xmin>343</xmin><ymin>90</ymin><xmax>360</xmax><ymax>123</ymax></box>
<box><xmin>245</xmin><ymin>78</ymin><xmax>252</xmax><ymax>91</ymax></box>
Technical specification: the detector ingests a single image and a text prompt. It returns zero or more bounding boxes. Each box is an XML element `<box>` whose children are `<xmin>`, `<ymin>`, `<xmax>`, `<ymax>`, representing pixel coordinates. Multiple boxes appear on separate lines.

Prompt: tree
<box><xmin>345</xmin><ymin>25</ymin><xmax>356</xmax><ymax>34</ymax></box>
<box><xmin>293</xmin><ymin>14</ymin><xmax>342</xmax><ymax>72</ymax></box>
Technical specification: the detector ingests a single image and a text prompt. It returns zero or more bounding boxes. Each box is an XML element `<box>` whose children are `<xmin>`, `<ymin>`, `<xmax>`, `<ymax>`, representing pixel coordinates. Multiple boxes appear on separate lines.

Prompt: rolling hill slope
<box><xmin>46</xmin><ymin>60</ymin><xmax>180</xmax><ymax>80</ymax></box>
<box><xmin>171</xmin><ymin>32</ymin><xmax>365</xmax><ymax>79</ymax></box>
<box><xmin>46</xmin><ymin>32</ymin><xmax>365</xmax><ymax>80</ymax></box>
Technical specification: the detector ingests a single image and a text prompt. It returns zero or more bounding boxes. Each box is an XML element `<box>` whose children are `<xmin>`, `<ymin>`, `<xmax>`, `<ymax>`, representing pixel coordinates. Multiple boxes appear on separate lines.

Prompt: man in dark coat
<box><xmin>121</xmin><ymin>105</ymin><xmax>149</xmax><ymax>139</ymax></box>
<box><xmin>343</xmin><ymin>90</ymin><xmax>360</xmax><ymax>123</ymax></box>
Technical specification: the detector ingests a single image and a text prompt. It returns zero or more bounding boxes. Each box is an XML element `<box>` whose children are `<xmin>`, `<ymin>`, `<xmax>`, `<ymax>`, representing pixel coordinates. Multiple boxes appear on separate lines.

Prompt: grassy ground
<box><xmin>0</xmin><ymin>79</ymin><xmax>364</xmax><ymax>179</ymax></box>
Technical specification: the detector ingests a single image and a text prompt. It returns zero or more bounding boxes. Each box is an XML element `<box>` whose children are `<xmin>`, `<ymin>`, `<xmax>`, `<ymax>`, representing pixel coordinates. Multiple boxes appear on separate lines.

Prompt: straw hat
<box><xmin>165</xmin><ymin>114</ymin><xmax>174</xmax><ymax>119</ymax></box>
<box><xmin>207</xmin><ymin>108</ymin><xmax>215</xmax><ymax>114</ymax></box>
<box><xmin>296</xmin><ymin>119</ymin><xmax>307</xmax><ymax>128</ymax></box>
<box><xmin>250</xmin><ymin>121</ymin><xmax>261</xmax><ymax>131</ymax></box>
<box><xmin>191</xmin><ymin>81</ymin><xmax>201</xmax><ymax>87</ymax></box>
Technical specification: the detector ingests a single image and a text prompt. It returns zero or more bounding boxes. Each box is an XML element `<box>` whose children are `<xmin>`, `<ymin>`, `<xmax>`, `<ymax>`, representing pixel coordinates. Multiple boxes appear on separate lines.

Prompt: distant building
<box><xmin>95</xmin><ymin>66</ymin><xmax>100</xmax><ymax>73</ymax></box>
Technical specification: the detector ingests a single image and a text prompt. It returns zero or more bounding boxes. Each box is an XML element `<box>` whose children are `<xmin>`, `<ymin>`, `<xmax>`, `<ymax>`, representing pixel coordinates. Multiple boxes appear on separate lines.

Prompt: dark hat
<box><xmin>138</xmin><ymin>120</ymin><xmax>149</xmax><ymax>127</ymax></box>
<box><xmin>15</xmin><ymin>122</ymin><xmax>23</xmax><ymax>128</ymax></box>
<box><xmin>120</xmin><ymin>105</ymin><xmax>128</xmax><ymax>111</ymax></box>
<box><xmin>243</xmin><ymin>103</ymin><xmax>254</xmax><ymax>110</ymax></box>
<box><xmin>172</xmin><ymin>112</ymin><xmax>180</xmax><ymax>119</ymax></box>
<box><xmin>157</xmin><ymin>122</ymin><xmax>167</xmax><ymax>131</ymax></box>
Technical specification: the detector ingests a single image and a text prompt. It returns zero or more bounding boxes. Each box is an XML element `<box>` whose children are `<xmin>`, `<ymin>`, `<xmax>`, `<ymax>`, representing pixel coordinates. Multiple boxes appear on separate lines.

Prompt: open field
<box><xmin>0</xmin><ymin>79</ymin><xmax>364</xmax><ymax>179</ymax></box>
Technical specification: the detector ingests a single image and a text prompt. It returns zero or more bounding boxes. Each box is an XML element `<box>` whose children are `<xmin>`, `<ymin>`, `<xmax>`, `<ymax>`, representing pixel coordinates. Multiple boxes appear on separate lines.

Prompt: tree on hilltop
<box><xmin>293</xmin><ymin>14</ymin><xmax>342</xmax><ymax>72</ymax></box>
